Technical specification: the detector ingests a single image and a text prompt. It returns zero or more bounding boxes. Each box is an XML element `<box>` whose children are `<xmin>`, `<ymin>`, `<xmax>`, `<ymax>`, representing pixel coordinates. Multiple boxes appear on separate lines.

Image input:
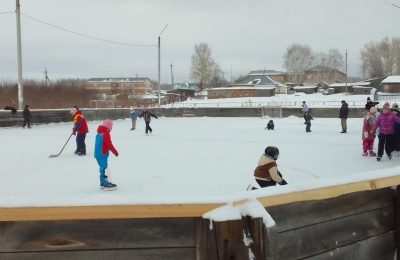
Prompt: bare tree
<box><xmin>313</xmin><ymin>48</ymin><xmax>344</xmax><ymax>82</ymax></box>
<box><xmin>283</xmin><ymin>44</ymin><xmax>314</xmax><ymax>84</ymax></box>
<box><xmin>190</xmin><ymin>43</ymin><xmax>216</xmax><ymax>90</ymax></box>
<box><xmin>360</xmin><ymin>37</ymin><xmax>400</xmax><ymax>78</ymax></box>
<box><xmin>208</xmin><ymin>63</ymin><xmax>227</xmax><ymax>88</ymax></box>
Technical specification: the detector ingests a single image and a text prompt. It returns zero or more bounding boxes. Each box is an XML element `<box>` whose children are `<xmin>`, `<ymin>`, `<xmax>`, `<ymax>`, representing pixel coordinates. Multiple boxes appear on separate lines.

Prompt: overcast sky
<box><xmin>1</xmin><ymin>0</ymin><xmax>399</xmax><ymax>83</ymax></box>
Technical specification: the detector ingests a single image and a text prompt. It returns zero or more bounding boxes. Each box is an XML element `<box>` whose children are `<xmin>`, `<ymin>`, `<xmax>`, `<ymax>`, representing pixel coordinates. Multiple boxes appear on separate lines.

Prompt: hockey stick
<box><xmin>49</xmin><ymin>133</ymin><xmax>73</xmax><ymax>158</ymax></box>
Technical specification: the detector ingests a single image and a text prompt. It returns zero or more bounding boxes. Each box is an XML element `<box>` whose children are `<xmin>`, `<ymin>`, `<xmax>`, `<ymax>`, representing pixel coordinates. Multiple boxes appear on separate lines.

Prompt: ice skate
<box><xmin>362</xmin><ymin>151</ymin><xmax>368</xmax><ymax>156</ymax></box>
<box><xmin>369</xmin><ymin>151</ymin><xmax>376</xmax><ymax>157</ymax></box>
<box><xmin>377</xmin><ymin>156</ymin><xmax>382</xmax><ymax>161</ymax></box>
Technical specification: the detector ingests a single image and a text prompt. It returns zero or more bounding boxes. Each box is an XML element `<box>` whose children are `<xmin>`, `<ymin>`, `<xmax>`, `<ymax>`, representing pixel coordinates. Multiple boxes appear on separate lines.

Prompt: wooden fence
<box><xmin>1</xmin><ymin>175</ymin><xmax>400</xmax><ymax>259</ymax></box>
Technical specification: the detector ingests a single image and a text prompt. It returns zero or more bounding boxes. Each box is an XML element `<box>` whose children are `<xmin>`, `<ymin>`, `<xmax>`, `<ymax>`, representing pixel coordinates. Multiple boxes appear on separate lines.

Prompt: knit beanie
<box><xmin>102</xmin><ymin>119</ymin><xmax>113</xmax><ymax>130</ymax></box>
<box><xmin>383</xmin><ymin>102</ymin><xmax>390</xmax><ymax>110</ymax></box>
<box><xmin>70</xmin><ymin>108</ymin><xmax>77</xmax><ymax>115</ymax></box>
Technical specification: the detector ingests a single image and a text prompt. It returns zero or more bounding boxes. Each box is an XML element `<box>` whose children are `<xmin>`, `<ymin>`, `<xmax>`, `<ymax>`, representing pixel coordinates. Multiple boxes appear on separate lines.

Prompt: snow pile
<box><xmin>202</xmin><ymin>198</ymin><xmax>276</xmax><ymax>228</ymax></box>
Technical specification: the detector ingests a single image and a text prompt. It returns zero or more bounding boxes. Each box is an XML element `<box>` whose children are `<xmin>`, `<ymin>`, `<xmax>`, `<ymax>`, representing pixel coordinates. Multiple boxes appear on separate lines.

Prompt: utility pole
<box><xmin>157</xmin><ymin>24</ymin><xmax>168</xmax><ymax>106</ymax></box>
<box><xmin>170</xmin><ymin>62</ymin><xmax>174</xmax><ymax>87</ymax></box>
<box><xmin>16</xmin><ymin>0</ymin><xmax>24</xmax><ymax>109</ymax></box>
<box><xmin>44</xmin><ymin>68</ymin><xmax>50</xmax><ymax>86</ymax></box>
<box><xmin>345</xmin><ymin>49</ymin><xmax>348</xmax><ymax>95</ymax></box>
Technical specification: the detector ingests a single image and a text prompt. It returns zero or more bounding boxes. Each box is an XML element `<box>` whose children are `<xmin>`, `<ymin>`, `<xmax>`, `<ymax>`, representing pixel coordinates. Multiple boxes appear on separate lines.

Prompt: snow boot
<box><xmin>362</xmin><ymin>151</ymin><xmax>368</xmax><ymax>156</ymax></box>
<box><xmin>369</xmin><ymin>151</ymin><xmax>376</xmax><ymax>157</ymax></box>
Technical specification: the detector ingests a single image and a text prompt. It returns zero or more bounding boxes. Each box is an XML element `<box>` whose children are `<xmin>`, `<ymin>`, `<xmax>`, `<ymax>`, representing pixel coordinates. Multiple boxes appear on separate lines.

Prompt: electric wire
<box><xmin>20</xmin><ymin>12</ymin><xmax>157</xmax><ymax>47</ymax></box>
<box><xmin>0</xmin><ymin>11</ymin><xmax>14</xmax><ymax>15</ymax></box>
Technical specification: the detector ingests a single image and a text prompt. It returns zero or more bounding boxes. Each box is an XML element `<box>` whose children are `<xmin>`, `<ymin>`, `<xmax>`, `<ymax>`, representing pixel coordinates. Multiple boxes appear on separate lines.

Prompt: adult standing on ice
<box><xmin>139</xmin><ymin>108</ymin><xmax>158</xmax><ymax>134</ymax></box>
<box><xmin>339</xmin><ymin>100</ymin><xmax>349</xmax><ymax>133</ymax></box>
<box><xmin>94</xmin><ymin>119</ymin><xmax>118</xmax><ymax>189</ymax></box>
<box><xmin>70</xmin><ymin>107</ymin><xmax>88</xmax><ymax>156</ymax></box>
<box><xmin>22</xmin><ymin>105</ymin><xmax>32</xmax><ymax>128</ymax></box>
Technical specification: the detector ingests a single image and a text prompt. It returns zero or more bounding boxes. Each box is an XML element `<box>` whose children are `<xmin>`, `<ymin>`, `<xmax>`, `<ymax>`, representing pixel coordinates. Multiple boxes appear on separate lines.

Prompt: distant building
<box><xmin>381</xmin><ymin>76</ymin><xmax>400</xmax><ymax>93</ymax></box>
<box><xmin>208</xmin><ymin>74</ymin><xmax>277</xmax><ymax>99</ymax></box>
<box><xmin>303</xmin><ymin>65</ymin><xmax>346</xmax><ymax>84</ymax></box>
<box><xmin>167</xmin><ymin>83</ymin><xmax>198</xmax><ymax>102</ymax></box>
<box><xmin>248</xmin><ymin>70</ymin><xmax>287</xmax><ymax>83</ymax></box>
<box><xmin>85</xmin><ymin>77</ymin><xmax>153</xmax><ymax>95</ymax></box>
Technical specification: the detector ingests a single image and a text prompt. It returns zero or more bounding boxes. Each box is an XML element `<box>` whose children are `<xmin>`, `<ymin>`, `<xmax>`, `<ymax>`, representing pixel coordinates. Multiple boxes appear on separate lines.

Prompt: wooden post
<box><xmin>196</xmin><ymin>217</ymin><xmax>265</xmax><ymax>260</ymax></box>
<box><xmin>396</xmin><ymin>186</ymin><xmax>400</xmax><ymax>260</ymax></box>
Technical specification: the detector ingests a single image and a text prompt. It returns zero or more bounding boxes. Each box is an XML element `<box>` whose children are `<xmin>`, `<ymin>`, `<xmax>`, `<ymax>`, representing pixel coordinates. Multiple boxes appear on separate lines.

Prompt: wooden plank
<box><xmin>266</xmin><ymin>188</ymin><xmax>395</xmax><ymax>231</ymax></box>
<box><xmin>0</xmin><ymin>218</ymin><xmax>196</xmax><ymax>252</ymax></box>
<box><xmin>307</xmin><ymin>230</ymin><xmax>395</xmax><ymax>260</ymax></box>
<box><xmin>265</xmin><ymin>207</ymin><xmax>395</xmax><ymax>259</ymax></box>
<box><xmin>1</xmin><ymin>176</ymin><xmax>400</xmax><ymax>222</ymax></box>
<box><xmin>0</xmin><ymin>203</ymin><xmax>223</xmax><ymax>222</ymax></box>
<box><xmin>0</xmin><ymin>248</ymin><xmax>196</xmax><ymax>260</ymax></box>
<box><xmin>255</xmin><ymin>175</ymin><xmax>400</xmax><ymax>208</ymax></box>
<box><xmin>396</xmin><ymin>186</ymin><xmax>400</xmax><ymax>260</ymax></box>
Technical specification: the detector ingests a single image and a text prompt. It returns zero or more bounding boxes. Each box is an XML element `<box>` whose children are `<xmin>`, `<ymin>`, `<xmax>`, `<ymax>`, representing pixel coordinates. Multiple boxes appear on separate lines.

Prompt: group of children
<box><xmin>69</xmin><ymin>107</ymin><xmax>158</xmax><ymax>189</ymax></box>
<box><xmin>362</xmin><ymin>101</ymin><xmax>400</xmax><ymax>161</ymax></box>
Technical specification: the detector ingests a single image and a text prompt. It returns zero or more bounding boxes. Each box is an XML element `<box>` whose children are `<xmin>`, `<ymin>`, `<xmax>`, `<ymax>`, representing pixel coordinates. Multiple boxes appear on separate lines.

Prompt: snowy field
<box><xmin>2</xmin><ymin>116</ymin><xmax>400</xmax><ymax>208</ymax></box>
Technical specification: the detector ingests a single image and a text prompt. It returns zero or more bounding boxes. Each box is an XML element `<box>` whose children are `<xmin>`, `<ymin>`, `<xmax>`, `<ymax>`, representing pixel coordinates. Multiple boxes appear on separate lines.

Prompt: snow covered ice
<box><xmin>2</xmin><ymin>115</ymin><xmax>400</xmax><ymax>208</ymax></box>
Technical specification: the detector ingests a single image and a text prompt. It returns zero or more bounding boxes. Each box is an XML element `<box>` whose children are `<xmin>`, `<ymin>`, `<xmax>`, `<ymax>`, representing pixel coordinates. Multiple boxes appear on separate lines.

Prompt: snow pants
<box><xmin>145</xmin><ymin>121</ymin><xmax>152</xmax><ymax>134</ymax></box>
<box><xmin>95</xmin><ymin>154</ymin><xmax>109</xmax><ymax>185</ymax></box>
<box><xmin>131</xmin><ymin>119</ymin><xmax>137</xmax><ymax>129</ymax></box>
<box><xmin>377</xmin><ymin>134</ymin><xmax>394</xmax><ymax>157</ymax></box>
<box><xmin>76</xmin><ymin>133</ymin><xmax>86</xmax><ymax>155</ymax></box>
<box><xmin>341</xmin><ymin>118</ymin><xmax>347</xmax><ymax>132</ymax></box>
<box><xmin>306</xmin><ymin>122</ymin><xmax>311</xmax><ymax>132</ymax></box>
<box><xmin>362</xmin><ymin>139</ymin><xmax>375</xmax><ymax>152</ymax></box>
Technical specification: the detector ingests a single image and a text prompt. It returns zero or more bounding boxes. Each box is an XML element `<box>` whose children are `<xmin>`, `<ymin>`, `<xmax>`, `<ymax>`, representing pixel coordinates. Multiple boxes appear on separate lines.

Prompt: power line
<box><xmin>20</xmin><ymin>13</ymin><xmax>157</xmax><ymax>47</ymax></box>
<box><xmin>0</xmin><ymin>11</ymin><xmax>14</xmax><ymax>15</ymax></box>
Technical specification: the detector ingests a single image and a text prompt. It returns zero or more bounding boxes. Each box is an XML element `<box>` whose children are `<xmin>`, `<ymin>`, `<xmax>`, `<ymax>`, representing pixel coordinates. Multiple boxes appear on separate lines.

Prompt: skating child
<box><xmin>251</xmin><ymin>146</ymin><xmax>288</xmax><ymax>189</ymax></box>
<box><xmin>362</xmin><ymin>107</ymin><xmax>377</xmax><ymax>156</ymax></box>
<box><xmin>391</xmin><ymin>103</ymin><xmax>400</xmax><ymax>155</ymax></box>
<box><xmin>374</xmin><ymin>102</ymin><xmax>400</xmax><ymax>161</ymax></box>
<box><xmin>94</xmin><ymin>119</ymin><xmax>119</xmax><ymax>189</ymax></box>
<box><xmin>129</xmin><ymin>106</ymin><xmax>138</xmax><ymax>130</ymax></box>
<box><xmin>265</xmin><ymin>120</ymin><xmax>274</xmax><ymax>130</ymax></box>
<box><xmin>304</xmin><ymin>111</ymin><xmax>313</xmax><ymax>132</ymax></box>
<box><xmin>139</xmin><ymin>109</ymin><xmax>158</xmax><ymax>134</ymax></box>
<box><xmin>70</xmin><ymin>108</ymin><xmax>88</xmax><ymax>156</ymax></box>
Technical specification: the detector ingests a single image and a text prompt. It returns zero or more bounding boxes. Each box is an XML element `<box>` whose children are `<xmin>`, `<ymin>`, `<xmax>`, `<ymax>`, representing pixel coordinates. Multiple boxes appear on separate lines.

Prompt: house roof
<box><xmin>88</xmin><ymin>77</ymin><xmax>151</xmax><ymax>82</ymax></box>
<box><xmin>306</xmin><ymin>65</ymin><xmax>345</xmax><ymax>74</ymax></box>
<box><xmin>381</xmin><ymin>76</ymin><xmax>400</xmax><ymax>84</ymax></box>
<box><xmin>248</xmin><ymin>69</ymin><xmax>286</xmax><ymax>76</ymax></box>
<box><xmin>235</xmin><ymin>74</ymin><xmax>277</xmax><ymax>86</ymax></box>
<box><xmin>329</xmin><ymin>81</ymin><xmax>370</xmax><ymax>87</ymax></box>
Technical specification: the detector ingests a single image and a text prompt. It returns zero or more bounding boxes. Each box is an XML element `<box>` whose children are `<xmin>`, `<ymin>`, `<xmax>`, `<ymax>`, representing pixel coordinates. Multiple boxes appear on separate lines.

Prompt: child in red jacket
<box><xmin>94</xmin><ymin>119</ymin><xmax>119</xmax><ymax>189</ymax></box>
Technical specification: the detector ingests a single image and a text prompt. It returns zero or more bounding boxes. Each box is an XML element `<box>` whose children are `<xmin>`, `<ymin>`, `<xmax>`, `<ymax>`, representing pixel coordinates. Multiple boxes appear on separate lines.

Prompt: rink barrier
<box><xmin>0</xmin><ymin>175</ymin><xmax>400</xmax><ymax>259</ymax></box>
<box><xmin>0</xmin><ymin>107</ymin><xmax>366</xmax><ymax>127</ymax></box>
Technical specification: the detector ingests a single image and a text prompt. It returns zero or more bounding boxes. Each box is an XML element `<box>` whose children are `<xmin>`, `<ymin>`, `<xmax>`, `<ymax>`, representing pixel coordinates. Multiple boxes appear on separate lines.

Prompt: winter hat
<box><xmin>383</xmin><ymin>102</ymin><xmax>390</xmax><ymax>110</ymax></box>
<box><xmin>70</xmin><ymin>108</ymin><xmax>77</xmax><ymax>115</ymax></box>
<box><xmin>369</xmin><ymin>106</ymin><xmax>377</xmax><ymax>114</ymax></box>
<box><xmin>102</xmin><ymin>119</ymin><xmax>113</xmax><ymax>130</ymax></box>
<box><xmin>367</xmin><ymin>97</ymin><xmax>371</xmax><ymax>101</ymax></box>
<box><xmin>391</xmin><ymin>103</ymin><xmax>399</xmax><ymax>113</ymax></box>
<box><xmin>264</xmin><ymin>146</ymin><xmax>279</xmax><ymax>160</ymax></box>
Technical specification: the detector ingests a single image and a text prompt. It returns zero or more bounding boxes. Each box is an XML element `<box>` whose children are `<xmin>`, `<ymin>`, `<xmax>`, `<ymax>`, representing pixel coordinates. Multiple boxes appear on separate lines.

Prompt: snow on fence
<box><xmin>164</xmin><ymin>100</ymin><xmax>366</xmax><ymax>109</ymax></box>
